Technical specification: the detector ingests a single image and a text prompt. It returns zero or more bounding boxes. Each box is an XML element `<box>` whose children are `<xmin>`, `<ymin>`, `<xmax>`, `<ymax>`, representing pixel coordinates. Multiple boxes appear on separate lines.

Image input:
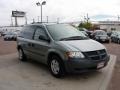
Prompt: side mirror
<box><xmin>39</xmin><ymin>35</ymin><xmax>50</xmax><ymax>42</ymax></box>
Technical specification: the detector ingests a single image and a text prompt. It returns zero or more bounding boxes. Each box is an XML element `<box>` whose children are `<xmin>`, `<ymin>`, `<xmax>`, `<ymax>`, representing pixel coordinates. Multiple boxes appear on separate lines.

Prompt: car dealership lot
<box><xmin>0</xmin><ymin>53</ymin><xmax>116</xmax><ymax>90</ymax></box>
<box><xmin>103</xmin><ymin>43</ymin><xmax>120</xmax><ymax>90</ymax></box>
<box><xmin>0</xmin><ymin>37</ymin><xmax>17</xmax><ymax>55</ymax></box>
<box><xmin>0</xmin><ymin>37</ymin><xmax>119</xmax><ymax>90</ymax></box>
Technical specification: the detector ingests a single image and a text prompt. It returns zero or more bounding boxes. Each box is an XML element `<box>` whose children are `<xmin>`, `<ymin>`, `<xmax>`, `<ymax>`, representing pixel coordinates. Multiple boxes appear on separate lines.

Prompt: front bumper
<box><xmin>64</xmin><ymin>55</ymin><xmax>110</xmax><ymax>73</ymax></box>
<box><xmin>96</xmin><ymin>38</ymin><xmax>109</xmax><ymax>42</ymax></box>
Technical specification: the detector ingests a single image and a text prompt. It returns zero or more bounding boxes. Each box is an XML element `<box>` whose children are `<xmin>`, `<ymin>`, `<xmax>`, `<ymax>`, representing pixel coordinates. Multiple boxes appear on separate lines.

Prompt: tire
<box><xmin>4</xmin><ymin>38</ymin><xmax>6</xmax><ymax>41</ymax></box>
<box><xmin>111</xmin><ymin>39</ymin><xmax>113</xmax><ymax>42</ymax></box>
<box><xmin>48</xmin><ymin>55</ymin><xmax>65</xmax><ymax>78</ymax></box>
<box><xmin>107</xmin><ymin>40</ymin><xmax>110</xmax><ymax>43</ymax></box>
<box><xmin>118</xmin><ymin>39</ymin><xmax>120</xmax><ymax>44</ymax></box>
<box><xmin>18</xmin><ymin>48</ymin><xmax>27</xmax><ymax>61</ymax></box>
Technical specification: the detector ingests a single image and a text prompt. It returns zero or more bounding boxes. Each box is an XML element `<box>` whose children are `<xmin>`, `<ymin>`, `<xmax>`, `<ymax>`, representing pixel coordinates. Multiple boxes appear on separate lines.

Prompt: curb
<box><xmin>99</xmin><ymin>55</ymin><xmax>117</xmax><ymax>90</ymax></box>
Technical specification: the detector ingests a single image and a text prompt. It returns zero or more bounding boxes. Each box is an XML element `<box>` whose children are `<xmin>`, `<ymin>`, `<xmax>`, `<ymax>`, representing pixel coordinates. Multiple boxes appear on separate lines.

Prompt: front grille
<box><xmin>83</xmin><ymin>49</ymin><xmax>107</xmax><ymax>60</ymax></box>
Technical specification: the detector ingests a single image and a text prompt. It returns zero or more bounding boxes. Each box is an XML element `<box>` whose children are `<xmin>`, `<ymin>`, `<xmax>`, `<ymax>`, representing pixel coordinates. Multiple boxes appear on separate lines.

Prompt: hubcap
<box><xmin>118</xmin><ymin>40</ymin><xmax>120</xmax><ymax>44</ymax></box>
<box><xmin>51</xmin><ymin>59</ymin><xmax>60</xmax><ymax>74</ymax></box>
<box><xmin>19</xmin><ymin>49</ymin><xmax>23</xmax><ymax>60</ymax></box>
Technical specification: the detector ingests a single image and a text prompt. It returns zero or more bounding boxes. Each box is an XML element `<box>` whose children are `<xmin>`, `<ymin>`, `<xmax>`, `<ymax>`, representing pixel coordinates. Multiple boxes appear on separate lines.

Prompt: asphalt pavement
<box><xmin>0</xmin><ymin>53</ymin><xmax>116</xmax><ymax>90</ymax></box>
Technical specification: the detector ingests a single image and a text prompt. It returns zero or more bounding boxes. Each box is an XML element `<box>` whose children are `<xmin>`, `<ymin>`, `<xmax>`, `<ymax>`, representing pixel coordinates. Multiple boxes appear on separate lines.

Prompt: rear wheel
<box><xmin>4</xmin><ymin>38</ymin><xmax>6</xmax><ymax>41</ymax></box>
<box><xmin>106</xmin><ymin>40</ymin><xmax>110</xmax><ymax>43</ymax></box>
<box><xmin>48</xmin><ymin>55</ymin><xmax>65</xmax><ymax>78</ymax></box>
<box><xmin>18</xmin><ymin>48</ymin><xmax>27</xmax><ymax>61</ymax></box>
<box><xmin>118</xmin><ymin>39</ymin><xmax>120</xmax><ymax>44</ymax></box>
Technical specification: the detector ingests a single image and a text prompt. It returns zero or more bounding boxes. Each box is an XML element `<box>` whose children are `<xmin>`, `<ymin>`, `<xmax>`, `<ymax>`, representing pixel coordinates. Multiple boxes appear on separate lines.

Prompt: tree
<box><xmin>78</xmin><ymin>22</ymin><xmax>92</xmax><ymax>30</ymax></box>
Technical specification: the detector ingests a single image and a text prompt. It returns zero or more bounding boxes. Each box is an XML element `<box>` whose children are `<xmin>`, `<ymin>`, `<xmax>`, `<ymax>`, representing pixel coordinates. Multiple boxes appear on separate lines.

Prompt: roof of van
<box><xmin>28</xmin><ymin>22</ymin><xmax>70</xmax><ymax>26</ymax></box>
<box><xmin>30</xmin><ymin>22</ymin><xmax>58</xmax><ymax>25</ymax></box>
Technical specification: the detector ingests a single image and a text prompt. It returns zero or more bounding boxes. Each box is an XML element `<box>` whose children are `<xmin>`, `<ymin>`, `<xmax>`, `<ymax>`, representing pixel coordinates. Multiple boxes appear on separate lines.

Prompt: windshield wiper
<box><xmin>60</xmin><ymin>36</ymin><xmax>88</xmax><ymax>41</ymax></box>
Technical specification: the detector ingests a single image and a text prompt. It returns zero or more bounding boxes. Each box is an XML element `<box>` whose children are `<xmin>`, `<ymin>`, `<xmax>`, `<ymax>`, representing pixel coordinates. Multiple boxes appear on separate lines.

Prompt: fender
<box><xmin>45</xmin><ymin>48</ymin><xmax>66</xmax><ymax>64</ymax></box>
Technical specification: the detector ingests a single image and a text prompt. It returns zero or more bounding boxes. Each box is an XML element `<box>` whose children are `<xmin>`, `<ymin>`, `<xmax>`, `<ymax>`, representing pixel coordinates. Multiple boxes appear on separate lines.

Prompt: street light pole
<box><xmin>36</xmin><ymin>1</ymin><xmax>46</xmax><ymax>23</ymax></box>
<box><xmin>46</xmin><ymin>16</ymin><xmax>48</xmax><ymax>23</ymax></box>
<box><xmin>38</xmin><ymin>16</ymin><xmax>40</xmax><ymax>22</ymax></box>
<box><xmin>41</xmin><ymin>5</ymin><xmax>42</xmax><ymax>22</ymax></box>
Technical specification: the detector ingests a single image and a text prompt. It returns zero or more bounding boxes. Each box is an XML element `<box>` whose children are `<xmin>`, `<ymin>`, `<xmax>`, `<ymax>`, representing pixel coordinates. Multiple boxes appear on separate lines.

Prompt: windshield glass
<box><xmin>95</xmin><ymin>31</ymin><xmax>107</xmax><ymax>35</ymax></box>
<box><xmin>46</xmin><ymin>24</ymin><xmax>88</xmax><ymax>41</ymax></box>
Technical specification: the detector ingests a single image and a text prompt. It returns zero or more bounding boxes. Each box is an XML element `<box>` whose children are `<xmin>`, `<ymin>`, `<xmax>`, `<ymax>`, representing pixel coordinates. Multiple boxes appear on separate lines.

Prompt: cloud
<box><xmin>0</xmin><ymin>0</ymin><xmax>120</xmax><ymax>25</ymax></box>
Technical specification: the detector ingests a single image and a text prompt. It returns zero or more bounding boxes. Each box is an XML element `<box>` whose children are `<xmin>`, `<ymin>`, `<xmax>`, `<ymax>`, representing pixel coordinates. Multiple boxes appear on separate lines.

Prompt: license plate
<box><xmin>97</xmin><ymin>62</ymin><xmax>105</xmax><ymax>68</ymax></box>
<box><xmin>101</xmin><ymin>37</ymin><xmax>106</xmax><ymax>39</ymax></box>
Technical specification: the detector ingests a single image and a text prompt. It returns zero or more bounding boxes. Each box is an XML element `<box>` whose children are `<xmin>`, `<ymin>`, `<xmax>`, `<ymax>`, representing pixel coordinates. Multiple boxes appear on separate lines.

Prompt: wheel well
<box><xmin>47</xmin><ymin>52</ymin><xmax>66</xmax><ymax>73</ymax></box>
<box><xmin>47</xmin><ymin>52</ymin><xmax>63</xmax><ymax>64</ymax></box>
<box><xmin>17</xmin><ymin>45</ymin><xmax>21</xmax><ymax>50</ymax></box>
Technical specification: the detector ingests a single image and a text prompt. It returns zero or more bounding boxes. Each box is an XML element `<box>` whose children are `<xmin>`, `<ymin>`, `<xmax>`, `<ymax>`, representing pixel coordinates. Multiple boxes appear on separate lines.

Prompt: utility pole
<box><xmin>15</xmin><ymin>17</ymin><xmax>18</xmax><ymax>27</ymax></box>
<box><xmin>84</xmin><ymin>13</ymin><xmax>90</xmax><ymax>23</ymax></box>
<box><xmin>46</xmin><ymin>16</ymin><xmax>48</xmax><ymax>23</ymax></box>
<box><xmin>38</xmin><ymin>16</ymin><xmax>40</xmax><ymax>22</ymax></box>
<box><xmin>11</xmin><ymin>15</ymin><xmax>13</xmax><ymax>26</ymax></box>
<box><xmin>86</xmin><ymin>13</ymin><xmax>89</xmax><ymax>23</ymax></box>
<box><xmin>15</xmin><ymin>10</ymin><xmax>18</xmax><ymax>26</ymax></box>
<box><xmin>33</xmin><ymin>18</ymin><xmax>35</xmax><ymax>23</ymax></box>
<box><xmin>25</xmin><ymin>15</ymin><xmax>27</xmax><ymax>25</ymax></box>
<box><xmin>118</xmin><ymin>15</ymin><xmax>120</xmax><ymax>21</ymax></box>
<box><xmin>57</xmin><ymin>18</ymin><xmax>59</xmax><ymax>24</ymax></box>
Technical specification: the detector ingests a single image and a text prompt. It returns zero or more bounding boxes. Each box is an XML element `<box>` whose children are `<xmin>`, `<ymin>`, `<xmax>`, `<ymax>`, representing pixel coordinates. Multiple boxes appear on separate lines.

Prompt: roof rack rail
<box><xmin>31</xmin><ymin>22</ymin><xmax>57</xmax><ymax>24</ymax></box>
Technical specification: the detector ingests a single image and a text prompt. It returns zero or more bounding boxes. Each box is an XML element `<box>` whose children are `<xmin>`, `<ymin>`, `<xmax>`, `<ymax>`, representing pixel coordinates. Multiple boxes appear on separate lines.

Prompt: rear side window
<box><xmin>20</xmin><ymin>25</ymin><xmax>36</xmax><ymax>39</ymax></box>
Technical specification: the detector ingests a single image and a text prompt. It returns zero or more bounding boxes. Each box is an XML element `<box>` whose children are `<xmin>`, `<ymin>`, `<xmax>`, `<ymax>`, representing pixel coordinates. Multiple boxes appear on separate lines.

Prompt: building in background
<box><xmin>99</xmin><ymin>21</ymin><xmax>120</xmax><ymax>32</ymax></box>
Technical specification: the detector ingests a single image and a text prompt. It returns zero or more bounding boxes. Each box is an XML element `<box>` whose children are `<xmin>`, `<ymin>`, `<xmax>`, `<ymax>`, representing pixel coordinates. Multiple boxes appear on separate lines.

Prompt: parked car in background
<box><xmin>92</xmin><ymin>30</ymin><xmax>110</xmax><ymax>43</ymax></box>
<box><xmin>107</xmin><ymin>32</ymin><xmax>112</xmax><ymax>37</ymax></box>
<box><xmin>4</xmin><ymin>32</ymin><xmax>17</xmax><ymax>41</ymax></box>
<box><xmin>117</xmin><ymin>34</ymin><xmax>120</xmax><ymax>44</ymax></box>
<box><xmin>111</xmin><ymin>31</ymin><xmax>120</xmax><ymax>44</ymax></box>
<box><xmin>1</xmin><ymin>31</ymin><xmax>8</xmax><ymax>36</ymax></box>
<box><xmin>17</xmin><ymin>23</ymin><xmax>110</xmax><ymax>78</ymax></box>
<box><xmin>14</xmin><ymin>30</ymin><xmax>20</xmax><ymax>36</ymax></box>
<box><xmin>111</xmin><ymin>31</ymin><xmax>117</xmax><ymax>42</ymax></box>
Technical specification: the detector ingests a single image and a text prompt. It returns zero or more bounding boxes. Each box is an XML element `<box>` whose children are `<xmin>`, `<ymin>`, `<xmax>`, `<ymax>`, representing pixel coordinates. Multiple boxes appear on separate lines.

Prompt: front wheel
<box><xmin>49</xmin><ymin>56</ymin><xmax>65</xmax><ymax>78</ymax></box>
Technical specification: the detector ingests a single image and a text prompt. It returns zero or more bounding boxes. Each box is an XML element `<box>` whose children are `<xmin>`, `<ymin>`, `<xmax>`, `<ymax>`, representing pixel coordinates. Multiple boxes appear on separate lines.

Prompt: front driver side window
<box><xmin>34</xmin><ymin>27</ymin><xmax>48</xmax><ymax>41</ymax></box>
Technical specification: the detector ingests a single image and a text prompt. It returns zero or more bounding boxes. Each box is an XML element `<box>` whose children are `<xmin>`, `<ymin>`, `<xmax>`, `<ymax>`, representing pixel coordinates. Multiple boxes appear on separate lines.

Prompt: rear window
<box><xmin>20</xmin><ymin>25</ymin><xmax>36</xmax><ymax>39</ymax></box>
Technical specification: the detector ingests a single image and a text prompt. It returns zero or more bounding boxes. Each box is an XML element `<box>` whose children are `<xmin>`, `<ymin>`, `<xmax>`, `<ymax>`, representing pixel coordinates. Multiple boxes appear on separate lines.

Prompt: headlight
<box><xmin>96</xmin><ymin>36</ymin><xmax>99</xmax><ymax>39</ymax></box>
<box><xmin>66</xmin><ymin>51</ymin><xmax>85</xmax><ymax>58</ymax></box>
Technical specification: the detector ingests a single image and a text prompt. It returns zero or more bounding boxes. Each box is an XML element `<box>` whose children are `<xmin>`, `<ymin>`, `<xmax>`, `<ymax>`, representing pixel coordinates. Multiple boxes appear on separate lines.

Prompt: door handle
<box><xmin>28</xmin><ymin>43</ymin><xmax>34</xmax><ymax>47</ymax></box>
<box><xmin>28</xmin><ymin>43</ymin><xmax>31</xmax><ymax>46</ymax></box>
<box><xmin>31</xmin><ymin>43</ymin><xmax>34</xmax><ymax>47</ymax></box>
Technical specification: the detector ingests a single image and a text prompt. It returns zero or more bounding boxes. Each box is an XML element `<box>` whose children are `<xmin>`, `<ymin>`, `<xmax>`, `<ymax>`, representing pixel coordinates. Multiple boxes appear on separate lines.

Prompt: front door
<box><xmin>31</xmin><ymin>26</ymin><xmax>50</xmax><ymax>64</ymax></box>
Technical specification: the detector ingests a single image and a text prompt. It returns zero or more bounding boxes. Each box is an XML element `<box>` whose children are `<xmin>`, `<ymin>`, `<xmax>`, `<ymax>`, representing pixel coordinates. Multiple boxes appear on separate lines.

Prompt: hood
<box><xmin>59</xmin><ymin>39</ymin><xmax>105</xmax><ymax>52</ymax></box>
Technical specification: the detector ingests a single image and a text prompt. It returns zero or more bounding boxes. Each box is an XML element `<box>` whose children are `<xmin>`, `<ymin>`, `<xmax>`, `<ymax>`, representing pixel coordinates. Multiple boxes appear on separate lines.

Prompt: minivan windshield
<box><xmin>46</xmin><ymin>24</ymin><xmax>89</xmax><ymax>41</ymax></box>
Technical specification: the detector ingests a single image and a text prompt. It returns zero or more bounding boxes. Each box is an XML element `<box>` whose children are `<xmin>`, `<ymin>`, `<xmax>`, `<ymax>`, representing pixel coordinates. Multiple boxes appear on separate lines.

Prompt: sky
<box><xmin>0</xmin><ymin>0</ymin><xmax>120</xmax><ymax>26</ymax></box>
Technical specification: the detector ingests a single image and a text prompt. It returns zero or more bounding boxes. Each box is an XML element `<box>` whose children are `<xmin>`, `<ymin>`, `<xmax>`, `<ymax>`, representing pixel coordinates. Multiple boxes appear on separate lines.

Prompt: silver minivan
<box><xmin>17</xmin><ymin>23</ymin><xmax>110</xmax><ymax>78</ymax></box>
